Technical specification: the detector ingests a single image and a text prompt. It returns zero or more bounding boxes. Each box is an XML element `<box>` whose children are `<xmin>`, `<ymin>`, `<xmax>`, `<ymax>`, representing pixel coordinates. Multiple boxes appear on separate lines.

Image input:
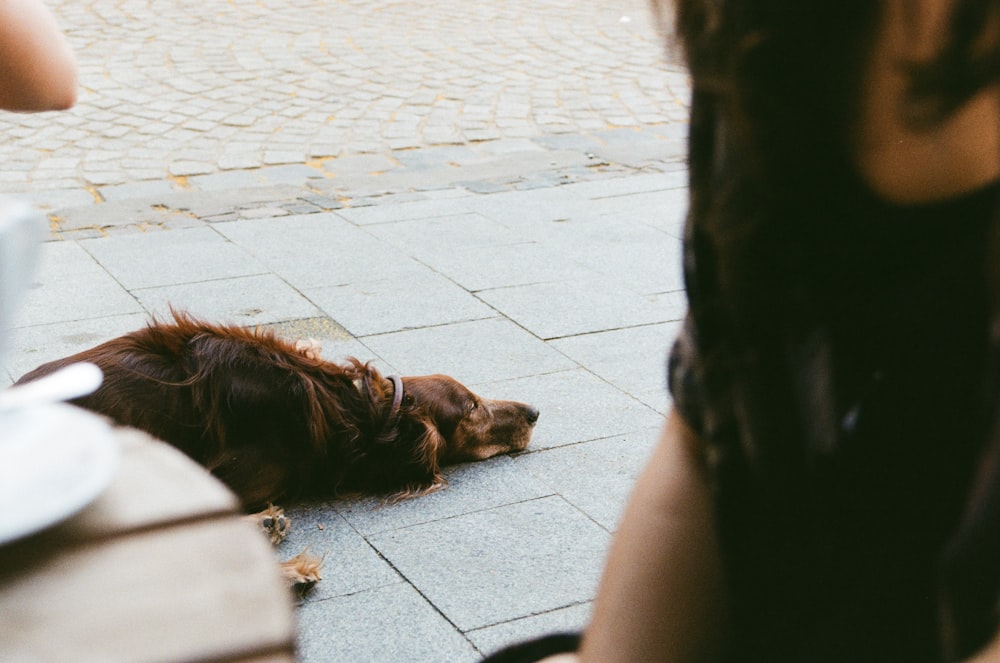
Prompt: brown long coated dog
<box><xmin>16</xmin><ymin>312</ymin><xmax>539</xmax><ymax>586</ymax></box>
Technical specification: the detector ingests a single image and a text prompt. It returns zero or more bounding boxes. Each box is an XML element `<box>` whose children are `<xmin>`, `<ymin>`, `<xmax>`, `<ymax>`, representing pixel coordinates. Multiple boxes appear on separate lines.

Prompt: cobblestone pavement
<box><xmin>1</xmin><ymin>0</ymin><xmax>688</xmax><ymax>198</ymax></box>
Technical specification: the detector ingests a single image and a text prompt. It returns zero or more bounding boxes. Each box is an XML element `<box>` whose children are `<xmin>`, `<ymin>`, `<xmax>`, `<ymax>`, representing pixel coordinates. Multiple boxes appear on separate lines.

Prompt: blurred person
<box><xmin>0</xmin><ymin>0</ymin><xmax>77</xmax><ymax>111</ymax></box>
<box><xmin>485</xmin><ymin>0</ymin><xmax>1000</xmax><ymax>661</ymax></box>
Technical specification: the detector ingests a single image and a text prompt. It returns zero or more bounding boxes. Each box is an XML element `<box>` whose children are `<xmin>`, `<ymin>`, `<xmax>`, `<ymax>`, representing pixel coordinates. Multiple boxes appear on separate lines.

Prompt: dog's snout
<box><xmin>525</xmin><ymin>405</ymin><xmax>540</xmax><ymax>425</ymax></box>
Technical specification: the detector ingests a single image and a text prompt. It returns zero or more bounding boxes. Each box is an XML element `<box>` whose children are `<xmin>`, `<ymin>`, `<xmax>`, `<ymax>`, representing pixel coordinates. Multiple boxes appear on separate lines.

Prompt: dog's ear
<box><xmin>383</xmin><ymin>419</ymin><xmax>448</xmax><ymax>503</ymax></box>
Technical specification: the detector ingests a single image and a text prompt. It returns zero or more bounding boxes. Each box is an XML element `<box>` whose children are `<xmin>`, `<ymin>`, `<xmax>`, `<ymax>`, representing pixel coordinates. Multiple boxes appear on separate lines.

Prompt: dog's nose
<box><xmin>525</xmin><ymin>405</ymin><xmax>540</xmax><ymax>424</ymax></box>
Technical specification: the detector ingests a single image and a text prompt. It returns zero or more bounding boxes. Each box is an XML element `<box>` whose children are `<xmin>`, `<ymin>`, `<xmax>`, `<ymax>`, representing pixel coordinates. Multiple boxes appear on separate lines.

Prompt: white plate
<box><xmin>0</xmin><ymin>403</ymin><xmax>119</xmax><ymax>545</ymax></box>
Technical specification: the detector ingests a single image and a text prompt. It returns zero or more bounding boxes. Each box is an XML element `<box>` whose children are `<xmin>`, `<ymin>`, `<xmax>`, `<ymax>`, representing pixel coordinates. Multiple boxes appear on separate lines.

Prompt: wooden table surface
<box><xmin>0</xmin><ymin>426</ymin><xmax>297</xmax><ymax>662</ymax></box>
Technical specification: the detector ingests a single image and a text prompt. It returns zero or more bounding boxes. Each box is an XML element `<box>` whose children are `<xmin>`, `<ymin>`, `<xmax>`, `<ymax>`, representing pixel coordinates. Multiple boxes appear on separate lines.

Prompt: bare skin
<box><xmin>0</xmin><ymin>0</ymin><xmax>78</xmax><ymax>112</ymax></box>
<box><xmin>577</xmin><ymin>411</ymin><xmax>726</xmax><ymax>663</ymax></box>
<box><xmin>855</xmin><ymin>0</ymin><xmax>1000</xmax><ymax>203</ymax></box>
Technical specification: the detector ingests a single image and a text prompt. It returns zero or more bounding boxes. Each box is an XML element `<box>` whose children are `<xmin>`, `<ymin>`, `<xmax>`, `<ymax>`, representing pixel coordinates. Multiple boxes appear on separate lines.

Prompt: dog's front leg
<box><xmin>246</xmin><ymin>504</ymin><xmax>290</xmax><ymax>545</ymax></box>
<box><xmin>281</xmin><ymin>550</ymin><xmax>323</xmax><ymax>592</ymax></box>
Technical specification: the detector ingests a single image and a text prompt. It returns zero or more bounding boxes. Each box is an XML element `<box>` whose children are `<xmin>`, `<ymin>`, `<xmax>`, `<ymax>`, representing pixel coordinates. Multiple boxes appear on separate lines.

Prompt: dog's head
<box><xmin>341</xmin><ymin>368</ymin><xmax>538</xmax><ymax>499</ymax></box>
<box><xmin>400</xmin><ymin>374</ymin><xmax>539</xmax><ymax>463</ymax></box>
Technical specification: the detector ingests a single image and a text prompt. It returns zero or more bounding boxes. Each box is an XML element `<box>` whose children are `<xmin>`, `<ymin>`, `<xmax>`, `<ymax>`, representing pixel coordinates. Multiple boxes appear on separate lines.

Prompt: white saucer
<box><xmin>0</xmin><ymin>403</ymin><xmax>119</xmax><ymax>545</ymax></box>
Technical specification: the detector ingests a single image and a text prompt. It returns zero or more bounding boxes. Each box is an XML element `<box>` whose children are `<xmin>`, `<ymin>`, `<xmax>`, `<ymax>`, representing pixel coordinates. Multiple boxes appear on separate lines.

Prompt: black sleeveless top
<box><xmin>669</xmin><ymin>171</ymin><xmax>1000</xmax><ymax>661</ymax></box>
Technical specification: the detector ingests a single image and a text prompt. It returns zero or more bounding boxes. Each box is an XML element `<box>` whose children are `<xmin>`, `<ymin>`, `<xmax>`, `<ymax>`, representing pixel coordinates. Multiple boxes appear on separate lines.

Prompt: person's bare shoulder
<box><xmin>853</xmin><ymin>0</ymin><xmax>1000</xmax><ymax>203</ymax></box>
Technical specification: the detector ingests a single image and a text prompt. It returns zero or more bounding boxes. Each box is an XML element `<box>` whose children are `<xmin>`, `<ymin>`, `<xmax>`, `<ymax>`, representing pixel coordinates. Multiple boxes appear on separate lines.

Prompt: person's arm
<box><xmin>0</xmin><ymin>0</ymin><xmax>77</xmax><ymax>111</ymax></box>
<box><xmin>966</xmin><ymin>631</ymin><xmax>1000</xmax><ymax>663</ymax></box>
<box><xmin>554</xmin><ymin>410</ymin><xmax>727</xmax><ymax>663</ymax></box>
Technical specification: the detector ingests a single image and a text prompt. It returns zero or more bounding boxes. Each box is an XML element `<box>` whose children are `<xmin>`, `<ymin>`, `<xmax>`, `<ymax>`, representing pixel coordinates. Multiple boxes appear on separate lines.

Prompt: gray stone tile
<box><xmin>469</xmin><ymin>603</ymin><xmax>591</xmax><ymax>657</ymax></box>
<box><xmin>329</xmin><ymin>340</ymin><xmax>397</xmax><ymax>374</ymax></box>
<box><xmin>532</xmin><ymin>133</ymin><xmax>605</xmax><ymax>153</ymax></box>
<box><xmin>14</xmin><ymin>241</ymin><xmax>143</xmax><ymax>328</ymax></box>
<box><xmin>560</xmin><ymin>169</ymin><xmax>688</xmax><ymax>199</ymax></box>
<box><xmin>535</xmin><ymin>213</ymin><xmax>685</xmax><ymax>295</ymax></box>
<box><xmin>584</xmin><ymin>187</ymin><xmax>689</xmax><ymax>234</ymax></box>
<box><xmin>582</xmin><ymin>230</ymin><xmax>684</xmax><ymax>296</ymax></box>
<box><xmin>305</xmin><ymin>268</ymin><xmax>495</xmax><ymax>336</ymax></box>
<box><xmin>634</xmin><ymin>385</ymin><xmax>672</xmax><ymax>415</ymax></box>
<box><xmin>257</xmin><ymin>316</ymin><xmax>352</xmax><ymax>344</ymax></box>
<box><xmin>276</xmin><ymin>504</ymin><xmax>401</xmax><ymax>603</ymax></box>
<box><xmin>4</xmin><ymin>313</ymin><xmax>149</xmax><ymax>381</ymax></box>
<box><xmin>476</xmin><ymin>277</ymin><xmax>669</xmax><ymax>340</ymax></box>
<box><xmin>549</xmin><ymin>321</ymin><xmax>682</xmax><ymax>398</ymax></box>
<box><xmin>647</xmin><ymin>289</ymin><xmax>688</xmax><ymax>319</ymax></box>
<box><xmin>187</xmin><ymin>170</ymin><xmax>266</xmax><ymax>191</ymax></box>
<box><xmin>296</xmin><ymin>583</ymin><xmax>479</xmax><ymax>663</ymax></box>
<box><xmin>364</xmin><ymin>212</ymin><xmax>518</xmax><ymax>261</ymax></box>
<box><xmin>132</xmin><ymin>274</ymin><xmax>320</xmax><ymax>326</ymax></box>
<box><xmin>368</xmin><ymin>496</ymin><xmax>610</xmax><ymax>632</ymax></box>
<box><xmin>18</xmin><ymin>189</ymin><xmax>96</xmax><ymax>212</ymax></box>
<box><xmin>257</xmin><ymin>164</ymin><xmax>326</xmax><ymax>185</ymax></box>
<box><xmin>318</xmin><ymin>154</ymin><xmax>400</xmax><ymax>178</ymax></box>
<box><xmin>588</xmin><ymin>139</ymin><xmax>685</xmax><ymax>169</ymax></box>
<box><xmin>360</xmin><ymin>318</ymin><xmax>575</xmax><ymax>385</ymax></box>
<box><xmin>520</xmin><ymin>429</ymin><xmax>661</xmax><ymax>531</ymax></box>
<box><xmin>336</xmin><ymin>198</ymin><xmax>475</xmax><ymax>225</ymax></box>
<box><xmin>97</xmin><ymin>179</ymin><xmax>180</xmax><ymax>202</ymax></box>
<box><xmin>419</xmin><ymin>186</ymin><xmax>475</xmax><ymax>200</ymax></box>
<box><xmin>336</xmin><ymin>455</ymin><xmax>553</xmax><ymax>536</ymax></box>
<box><xmin>480</xmin><ymin>369</ymin><xmax>664</xmax><ymax>451</ymax></box>
<box><xmin>392</xmin><ymin>145</ymin><xmax>487</xmax><ymax>169</ymax></box>
<box><xmin>213</xmin><ymin>213</ymin><xmax>417</xmax><ymax>290</ymax></box>
<box><xmin>405</xmin><ymin>241</ymin><xmax>582</xmax><ymax>292</ymax></box>
<box><xmin>462</xmin><ymin>187</ymin><xmax>597</xmax><ymax>231</ymax></box>
<box><xmin>80</xmin><ymin>227</ymin><xmax>267</xmax><ymax>289</ymax></box>
<box><xmin>244</xmin><ymin>318</ymin><xmax>387</xmax><ymax>374</ymax></box>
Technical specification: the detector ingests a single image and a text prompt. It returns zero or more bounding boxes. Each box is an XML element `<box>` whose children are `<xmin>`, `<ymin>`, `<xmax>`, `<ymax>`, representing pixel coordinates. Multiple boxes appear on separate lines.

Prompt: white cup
<box><xmin>0</xmin><ymin>197</ymin><xmax>45</xmax><ymax>373</ymax></box>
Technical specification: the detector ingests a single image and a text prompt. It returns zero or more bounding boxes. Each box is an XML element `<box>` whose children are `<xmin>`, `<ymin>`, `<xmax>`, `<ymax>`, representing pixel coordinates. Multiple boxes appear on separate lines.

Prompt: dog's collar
<box><xmin>388</xmin><ymin>375</ymin><xmax>404</xmax><ymax>414</ymax></box>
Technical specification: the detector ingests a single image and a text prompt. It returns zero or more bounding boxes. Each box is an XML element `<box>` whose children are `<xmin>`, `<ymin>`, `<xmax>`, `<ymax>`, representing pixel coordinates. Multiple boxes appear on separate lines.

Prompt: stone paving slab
<box><xmin>426</xmin><ymin>241</ymin><xmax>582</xmax><ymax>293</ymax></box>
<box><xmin>4</xmin><ymin>313</ymin><xmax>150</xmax><ymax>383</ymax></box>
<box><xmin>16</xmin><ymin>242</ymin><xmax>144</xmax><ymax>327</ymax></box>
<box><xmin>538</xmin><ymin>219</ymin><xmax>684</xmax><ymax>296</ymax></box>
<box><xmin>280</xmin><ymin>507</ymin><xmax>401</xmax><ymax>603</ymax></box>
<box><xmin>362</xmin><ymin>212</ymin><xmax>519</xmax><ymax>258</ymax></box>
<box><xmin>212</xmin><ymin>213</ymin><xmax>420</xmax><ymax>290</ymax></box>
<box><xmin>305</xmin><ymin>269</ymin><xmax>496</xmax><ymax>337</ymax></box>
<box><xmin>483</xmin><ymin>369</ymin><xmax>666</xmax><ymax>451</ymax></box>
<box><xmin>518</xmin><ymin>429</ymin><xmax>662</xmax><ymax>532</ymax></box>
<box><xmin>296</xmin><ymin>583</ymin><xmax>481</xmax><ymax>663</ymax></box>
<box><xmin>131</xmin><ymin>273</ymin><xmax>322</xmax><ymax>327</ymax></box>
<box><xmin>259</xmin><ymin>317</ymin><xmax>388</xmax><ymax>374</ymax></box>
<box><xmin>467</xmin><ymin>602</ymin><xmax>593</xmax><ymax>658</ymax></box>
<box><xmin>334</xmin><ymin>455</ymin><xmax>553</xmax><ymax>538</ymax></box>
<box><xmin>79</xmin><ymin>226</ymin><xmax>268</xmax><ymax>290</ymax></box>
<box><xmin>367</xmin><ymin>496</ymin><xmax>610</xmax><ymax>633</ymax></box>
<box><xmin>476</xmin><ymin>275</ymin><xmax>670</xmax><ymax>340</ymax></box>
<box><xmin>549</xmin><ymin>320</ymin><xmax>684</xmax><ymax>398</ymax></box>
<box><xmin>360</xmin><ymin>318</ymin><xmax>577</xmax><ymax>385</ymax></box>
<box><xmin>460</xmin><ymin>186</ymin><xmax>605</xmax><ymax>228</ymax></box>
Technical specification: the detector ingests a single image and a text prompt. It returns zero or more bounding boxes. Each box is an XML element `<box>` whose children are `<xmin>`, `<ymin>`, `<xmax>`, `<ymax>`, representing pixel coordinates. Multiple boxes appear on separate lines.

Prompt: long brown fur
<box><xmin>16</xmin><ymin>311</ymin><xmax>539</xmax><ymax>509</ymax></box>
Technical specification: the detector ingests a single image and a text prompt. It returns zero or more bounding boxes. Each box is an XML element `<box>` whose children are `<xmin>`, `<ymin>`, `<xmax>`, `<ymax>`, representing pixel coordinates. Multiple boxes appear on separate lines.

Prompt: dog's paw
<box><xmin>294</xmin><ymin>338</ymin><xmax>323</xmax><ymax>360</ymax></box>
<box><xmin>249</xmin><ymin>504</ymin><xmax>290</xmax><ymax>545</ymax></box>
<box><xmin>281</xmin><ymin>549</ymin><xmax>324</xmax><ymax>592</ymax></box>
